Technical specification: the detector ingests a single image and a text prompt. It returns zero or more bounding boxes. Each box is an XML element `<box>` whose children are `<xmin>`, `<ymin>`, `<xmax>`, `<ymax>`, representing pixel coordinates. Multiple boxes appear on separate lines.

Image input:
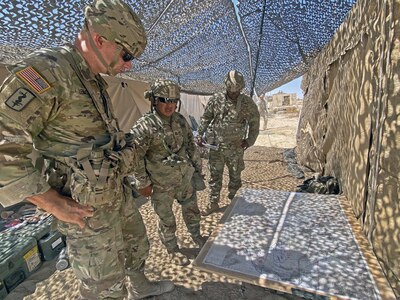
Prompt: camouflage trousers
<box><xmin>208</xmin><ymin>146</ymin><xmax>245</xmax><ymax>203</ymax></box>
<box><xmin>261</xmin><ymin>115</ymin><xmax>268</xmax><ymax>130</ymax></box>
<box><xmin>151</xmin><ymin>182</ymin><xmax>201</xmax><ymax>251</ymax></box>
<box><xmin>58</xmin><ymin>183</ymin><xmax>150</xmax><ymax>300</ymax></box>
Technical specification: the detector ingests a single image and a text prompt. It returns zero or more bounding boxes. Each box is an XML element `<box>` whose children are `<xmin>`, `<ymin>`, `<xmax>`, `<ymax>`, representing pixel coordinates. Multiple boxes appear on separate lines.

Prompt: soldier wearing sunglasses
<box><xmin>0</xmin><ymin>0</ymin><xmax>174</xmax><ymax>299</ymax></box>
<box><xmin>131</xmin><ymin>80</ymin><xmax>207</xmax><ymax>265</ymax></box>
<box><xmin>197</xmin><ymin>70</ymin><xmax>260</xmax><ymax>215</ymax></box>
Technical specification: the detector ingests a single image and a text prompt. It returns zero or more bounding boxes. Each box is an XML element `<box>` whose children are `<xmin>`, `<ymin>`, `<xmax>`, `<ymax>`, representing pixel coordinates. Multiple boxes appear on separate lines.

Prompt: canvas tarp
<box><xmin>296</xmin><ymin>0</ymin><xmax>400</xmax><ymax>296</ymax></box>
<box><xmin>101</xmin><ymin>76</ymin><xmax>207</xmax><ymax>132</ymax></box>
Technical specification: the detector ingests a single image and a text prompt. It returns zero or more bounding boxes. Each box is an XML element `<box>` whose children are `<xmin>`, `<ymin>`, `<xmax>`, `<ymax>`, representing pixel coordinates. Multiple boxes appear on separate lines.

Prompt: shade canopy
<box><xmin>0</xmin><ymin>0</ymin><xmax>356</xmax><ymax>95</ymax></box>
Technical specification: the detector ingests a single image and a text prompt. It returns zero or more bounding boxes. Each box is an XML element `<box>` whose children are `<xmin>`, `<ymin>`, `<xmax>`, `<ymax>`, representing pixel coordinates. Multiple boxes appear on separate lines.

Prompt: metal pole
<box><xmin>250</xmin><ymin>0</ymin><xmax>267</xmax><ymax>97</ymax></box>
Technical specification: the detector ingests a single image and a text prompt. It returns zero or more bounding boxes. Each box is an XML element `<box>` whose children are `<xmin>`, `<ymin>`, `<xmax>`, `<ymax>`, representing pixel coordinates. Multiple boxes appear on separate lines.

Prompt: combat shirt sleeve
<box><xmin>197</xmin><ymin>94</ymin><xmax>217</xmax><ymax>136</ymax></box>
<box><xmin>130</xmin><ymin>116</ymin><xmax>153</xmax><ymax>189</ymax></box>
<box><xmin>0</xmin><ymin>63</ymin><xmax>57</xmax><ymax>207</ymax></box>
<box><xmin>245</xmin><ymin>96</ymin><xmax>260</xmax><ymax>146</ymax></box>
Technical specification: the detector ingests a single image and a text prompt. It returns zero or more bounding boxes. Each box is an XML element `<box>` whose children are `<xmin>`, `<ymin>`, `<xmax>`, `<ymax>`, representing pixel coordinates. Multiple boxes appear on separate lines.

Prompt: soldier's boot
<box><xmin>228</xmin><ymin>190</ymin><xmax>237</xmax><ymax>200</ymax></box>
<box><xmin>167</xmin><ymin>246</ymin><xmax>190</xmax><ymax>266</ymax></box>
<box><xmin>201</xmin><ymin>202</ymin><xmax>220</xmax><ymax>216</ymax></box>
<box><xmin>191</xmin><ymin>234</ymin><xmax>208</xmax><ymax>248</ymax></box>
<box><xmin>126</xmin><ymin>272</ymin><xmax>175</xmax><ymax>300</ymax></box>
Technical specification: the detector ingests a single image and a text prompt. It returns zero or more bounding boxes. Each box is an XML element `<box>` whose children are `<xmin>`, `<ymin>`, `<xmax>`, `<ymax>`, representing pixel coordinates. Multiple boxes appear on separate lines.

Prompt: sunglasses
<box><xmin>121</xmin><ymin>50</ymin><xmax>134</xmax><ymax>62</ymax></box>
<box><xmin>156</xmin><ymin>97</ymin><xmax>179</xmax><ymax>104</ymax></box>
<box><xmin>102</xmin><ymin>38</ymin><xmax>135</xmax><ymax>62</ymax></box>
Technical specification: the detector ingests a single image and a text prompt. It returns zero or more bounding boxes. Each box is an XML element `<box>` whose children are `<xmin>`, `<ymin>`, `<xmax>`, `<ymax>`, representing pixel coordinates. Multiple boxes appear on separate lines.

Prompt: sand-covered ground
<box><xmin>6</xmin><ymin>113</ymin><xmax>305</xmax><ymax>300</ymax></box>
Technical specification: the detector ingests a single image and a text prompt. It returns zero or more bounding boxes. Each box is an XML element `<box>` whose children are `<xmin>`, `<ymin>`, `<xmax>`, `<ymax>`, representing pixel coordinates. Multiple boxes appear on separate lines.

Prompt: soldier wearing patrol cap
<box><xmin>131</xmin><ymin>79</ymin><xmax>207</xmax><ymax>265</ymax></box>
<box><xmin>0</xmin><ymin>0</ymin><xmax>174</xmax><ymax>299</ymax></box>
<box><xmin>197</xmin><ymin>70</ymin><xmax>260</xmax><ymax>215</ymax></box>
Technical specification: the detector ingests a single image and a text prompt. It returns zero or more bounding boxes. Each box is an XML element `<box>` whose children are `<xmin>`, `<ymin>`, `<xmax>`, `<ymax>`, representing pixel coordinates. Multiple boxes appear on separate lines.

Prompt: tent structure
<box><xmin>0</xmin><ymin>0</ymin><xmax>356</xmax><ymax>95</ymax></box>
<box><xmin>2</xmin><ymin>0</ymin><xmax>399</xmax><ymax>297</ymax></box>
<box><xmin>103</xmin><ymin>75</ymin><xmax>207</xmax><ymax>132</ymax></box>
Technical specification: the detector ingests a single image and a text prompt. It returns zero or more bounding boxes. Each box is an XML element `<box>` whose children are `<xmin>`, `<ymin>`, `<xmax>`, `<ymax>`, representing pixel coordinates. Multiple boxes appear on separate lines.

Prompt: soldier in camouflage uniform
<box><xmin>131</xmin><ymin>80</ymin><xmax>207</xmax><ymax>264</ymax></box>
<box><xmin>257</xmin><ymin>94</ymin><xmax>268</xmax><ymax>130</ymax></box>
<box><xmin>0</xmin><ymin>1</ymin><xmax>174</xmax><ymax>299</ymax></box>
<box><xmin>197</xmin><ymin>70</ymin><xmax>260</xmax><ymax>215</ymax></box>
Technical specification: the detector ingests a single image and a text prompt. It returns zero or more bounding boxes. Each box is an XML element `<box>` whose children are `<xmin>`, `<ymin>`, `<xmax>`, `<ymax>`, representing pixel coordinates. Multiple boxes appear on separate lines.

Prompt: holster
<box><xmin>52</xmin><ymin>147</ymin><xmax>122</xmax><ymax>209</ymax></box>
<box><xmin>191</xmin><ymin>171</ymin><xmax>206</xmax><ymax>191</ymax></box>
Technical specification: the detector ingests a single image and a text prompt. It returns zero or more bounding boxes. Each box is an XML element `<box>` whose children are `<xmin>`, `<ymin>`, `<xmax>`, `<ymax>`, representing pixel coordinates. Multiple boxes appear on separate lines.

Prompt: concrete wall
<box><xmin>270</xmin><ymin>92</ymin><xmax>297</xmax><ymax>108</ymax></box>
<box><xmin>297</xmin><ymin>0</ymin><xmax>400</xmax><ymax>296</ymax></box>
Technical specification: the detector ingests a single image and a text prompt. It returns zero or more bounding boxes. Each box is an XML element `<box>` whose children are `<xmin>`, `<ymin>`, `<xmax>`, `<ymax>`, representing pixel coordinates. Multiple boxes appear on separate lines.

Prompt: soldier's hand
<box><xmin>139</xmin><ymin>185</ymin><xmax>153</xmax><ymax>197</ymax></box>
<box><xmin>26</xmin><ymin>188</ymin><xmax>94</xmax><ymax>229</ymax></box>
<box><xmin>241</xmin><ymin>140</ymin><xmax>250</xmax><ymax>150</ymax></box>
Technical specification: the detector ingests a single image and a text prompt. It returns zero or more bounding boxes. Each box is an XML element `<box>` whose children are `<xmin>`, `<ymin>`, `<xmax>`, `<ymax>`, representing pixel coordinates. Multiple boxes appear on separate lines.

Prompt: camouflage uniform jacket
<box><xmin>0</xmin><ymin>45</ymin><xmax>134</xmax><ymax>207</ymax></box>
<box><xmin>131</xmin><ymin>111</ymin><xmax>201</xmax><ymax>190</ymax></box>
<box><xmin>197</xmin><ymin>92</ymin><xmax>260</xmax><ymax>148</ymax></box>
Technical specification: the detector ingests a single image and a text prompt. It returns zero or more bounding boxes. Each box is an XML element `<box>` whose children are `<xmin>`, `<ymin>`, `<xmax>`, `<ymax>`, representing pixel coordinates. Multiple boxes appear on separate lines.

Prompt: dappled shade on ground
<box><xmin>19</xmin><ymin>146</ymin><xmax>304</xmax><ymax>300</ymax></box>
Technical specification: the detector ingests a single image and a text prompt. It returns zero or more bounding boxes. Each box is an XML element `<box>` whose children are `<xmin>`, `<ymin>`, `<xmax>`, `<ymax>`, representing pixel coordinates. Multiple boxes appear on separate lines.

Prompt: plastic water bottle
<box><xmin>56</xmin><ymin>247</ymin><xmax>69</xmax><ymax>271</ymax></box>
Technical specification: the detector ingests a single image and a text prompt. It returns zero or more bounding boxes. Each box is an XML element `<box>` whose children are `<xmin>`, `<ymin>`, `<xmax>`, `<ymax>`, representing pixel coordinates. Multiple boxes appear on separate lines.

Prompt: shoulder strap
<box><xmin>60</xmin><ymin>46</ymin><xmax>119</xmax><ymax>135</ymax></box>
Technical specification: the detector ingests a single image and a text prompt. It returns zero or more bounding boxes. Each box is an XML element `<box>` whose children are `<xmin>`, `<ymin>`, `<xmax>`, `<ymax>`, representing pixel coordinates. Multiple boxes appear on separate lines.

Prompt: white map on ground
<box><xmin>202</xmin><ymin>189</ymin><xmax>381</xmax><ymax>300</ymax></box>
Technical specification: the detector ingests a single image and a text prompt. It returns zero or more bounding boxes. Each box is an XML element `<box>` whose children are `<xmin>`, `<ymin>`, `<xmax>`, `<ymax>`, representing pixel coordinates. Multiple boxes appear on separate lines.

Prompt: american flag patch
<box><xmin>16</xmin><ymin>66</ymin><xmax>51</xmax><ymax>94</ymax></box>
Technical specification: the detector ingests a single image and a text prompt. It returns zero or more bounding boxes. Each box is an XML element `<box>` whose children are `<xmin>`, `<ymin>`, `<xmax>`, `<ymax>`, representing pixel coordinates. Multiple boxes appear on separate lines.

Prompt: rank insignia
<box><xmin>16</xmin><ymin>66</ymin><xmax>51</xmax><ymax>94</ymax></box>
<box><xmin>5</xmin><ymin>88</ymin><xmax>35</xmax><ymax>111</ymax></box>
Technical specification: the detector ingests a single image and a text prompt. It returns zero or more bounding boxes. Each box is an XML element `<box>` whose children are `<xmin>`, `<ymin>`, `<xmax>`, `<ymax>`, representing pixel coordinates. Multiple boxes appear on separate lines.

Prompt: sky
<box><xmin>231</xmin><ymin>1</ymin><xmax>304</xmax><ymax>99</ymax></box>
<box><xmin>267</xmin><ymin>77</ymin><xmax>303</xmax><ymax>99</ymax></box>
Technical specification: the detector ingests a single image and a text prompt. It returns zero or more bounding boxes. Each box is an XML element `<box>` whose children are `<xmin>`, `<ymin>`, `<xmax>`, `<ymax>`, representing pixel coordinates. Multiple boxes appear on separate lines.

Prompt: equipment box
<box><xmin>16</xmin><ymin>215</ymin><xmax>54</xmax><ymax>241</ymax></box>
<box><xmin>0</xmin><ymin>280</ymin><xmax>7</xmax><ymax>300</ymax></box>
<box><xmin>14</xmin><ymin>215</ymin><xmax>65</xmax><ymax>261</ymax></box>
<box><xmin>38</xmin><ymin>230</ymin><xmax>65</xmax><ymax>261</ymax></box>
<box><xmin>0</xmin><ymin>234</ymin><xmax>42</xmax><ymax>293</ymax></box>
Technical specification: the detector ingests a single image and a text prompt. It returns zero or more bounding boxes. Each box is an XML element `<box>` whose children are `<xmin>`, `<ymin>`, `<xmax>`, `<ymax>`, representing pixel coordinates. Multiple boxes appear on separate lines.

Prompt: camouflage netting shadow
<box><xmin>16</xmin><ymin>146</ymin><xmax>304</xmax><ymax>300</ymax></box>
<box><xmin>0</xmin><ymin>0</ymin><xmax>356</xmax><ymax>95</ymax></box>
<box><xmin>9</xmin><ymin>145</ymin><xmax>394</xmax><ymax>299</ymax></box>
<box><xmin>296</xmin><ymin>0</ymin><xmax>400</xmax><ymax>296</ymax></box>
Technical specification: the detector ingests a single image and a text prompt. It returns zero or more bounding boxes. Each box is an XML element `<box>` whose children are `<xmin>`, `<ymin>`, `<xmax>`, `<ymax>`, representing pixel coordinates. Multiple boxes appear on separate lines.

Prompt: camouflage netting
<box><xmin>297</xmin><ymin>0</ymin><xmax>399</xmax><ymax>296</ymax></box>
<box><xmin>0</xmin><ymin>0</ymin><xmax>356</xmax><ymax>95</ymax></box>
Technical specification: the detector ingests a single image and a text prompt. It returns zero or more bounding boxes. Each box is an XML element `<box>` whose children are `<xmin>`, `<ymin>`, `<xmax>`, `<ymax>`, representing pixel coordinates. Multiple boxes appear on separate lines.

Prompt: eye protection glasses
<box><xmin>121</xmin><ymin>50</ymin><xmax>134</xmax><ymax>62</ymax></box>
<box><xmin>102</xmin><ymin>38</ymin><xmax>135</xmax><ymax>62</ymax></box>
<box><xmin>156</xmin><ymin>97</ymin><xmax>179</xmax><ymax>104</ymax></box>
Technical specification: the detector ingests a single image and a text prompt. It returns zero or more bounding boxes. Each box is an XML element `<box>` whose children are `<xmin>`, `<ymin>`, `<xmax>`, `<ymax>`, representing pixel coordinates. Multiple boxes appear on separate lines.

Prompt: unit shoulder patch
<box><xmin>16</xmin><ymin>66</ymin><xmax>51</xmax><ymax>94</ymax></box>
<box><xmin>5</xmin><ymin>88</ymin><xmax>35</xmax><ymax>111</ymax></box>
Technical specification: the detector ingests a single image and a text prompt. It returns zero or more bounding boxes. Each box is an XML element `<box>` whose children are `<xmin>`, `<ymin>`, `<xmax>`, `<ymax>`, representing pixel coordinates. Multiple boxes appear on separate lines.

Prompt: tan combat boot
<box><xmin>126</xmin><ymin>272</ymin><xmax>175</xmax><ymax>300</ymax></box>
<box><xmin>167</xmin><ymin>246</ymin><xmax>190</xmax><ymax>266</ymax></box>
<box><xmin>201</xmin><ymin>202</ymin><xmax>220</xmax><ymax>216</ymax></box>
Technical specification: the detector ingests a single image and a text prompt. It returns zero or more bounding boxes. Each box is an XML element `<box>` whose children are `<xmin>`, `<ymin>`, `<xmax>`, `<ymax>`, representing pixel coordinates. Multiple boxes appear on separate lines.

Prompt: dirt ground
<box><xmin>6</xmin><ymin>113</ymin><xmax>306</xmax><ymax>300</ymax></box>
<box><xmin>255</xmin><ymin>113</ymin><xmax>299</xmax><ymax>149</ymax></box>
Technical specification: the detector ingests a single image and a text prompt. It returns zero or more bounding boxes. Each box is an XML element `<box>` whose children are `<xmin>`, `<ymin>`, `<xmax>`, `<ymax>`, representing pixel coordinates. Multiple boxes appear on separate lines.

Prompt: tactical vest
<box><xmin>35</xmin><ymin>47</ymin><xmax>129</xmax><ymax>208</ymax></box>
<box><xmin>142</xmin><ymin>112</ymin><xmax>191</xmax><ymax>166</ymax></box>
<box><xmin>212</xmin><ymin>94</ymin><xmax>247</xmax><ymax>145</ymax></box>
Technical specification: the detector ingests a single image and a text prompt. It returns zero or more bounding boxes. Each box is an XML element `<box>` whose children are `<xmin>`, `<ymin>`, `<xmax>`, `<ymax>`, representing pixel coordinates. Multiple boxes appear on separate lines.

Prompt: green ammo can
<box><xmin>38</xmin><ymin>230</ymin><xmax>65</xmax><ymax>261</ymax></box>
<box><xmin>0</xmin><ymin>233</ymin><xmax>42</xmax><ymax>293</ymax></box>
<box><xmin>14</xmin><ymin>215</ymin><xmax>65</xmax><ymax>261</ymax></box>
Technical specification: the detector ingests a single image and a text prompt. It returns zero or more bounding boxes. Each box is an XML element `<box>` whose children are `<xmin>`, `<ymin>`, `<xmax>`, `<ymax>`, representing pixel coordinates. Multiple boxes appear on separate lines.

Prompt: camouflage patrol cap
<box><xmin>85</xmin><ymin>0</ymin><xmax>147</xmax><ymax>58</ymax></box>
<box><xmin>224</xmin><ymin>70</ymin><xmax>245</xmax><ymax>92</ymax></box>
<box><xmin>148</xmin><ymin>79</ymin><xmax>181</xmax><ymax>99</ymax></box>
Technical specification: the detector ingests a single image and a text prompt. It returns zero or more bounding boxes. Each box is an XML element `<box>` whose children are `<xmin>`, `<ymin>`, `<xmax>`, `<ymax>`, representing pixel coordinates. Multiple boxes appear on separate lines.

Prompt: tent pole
<box><xmin>250</xmin><ymin>0</ymin><xmax>267</xmax><ymax>97</ymax></box>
